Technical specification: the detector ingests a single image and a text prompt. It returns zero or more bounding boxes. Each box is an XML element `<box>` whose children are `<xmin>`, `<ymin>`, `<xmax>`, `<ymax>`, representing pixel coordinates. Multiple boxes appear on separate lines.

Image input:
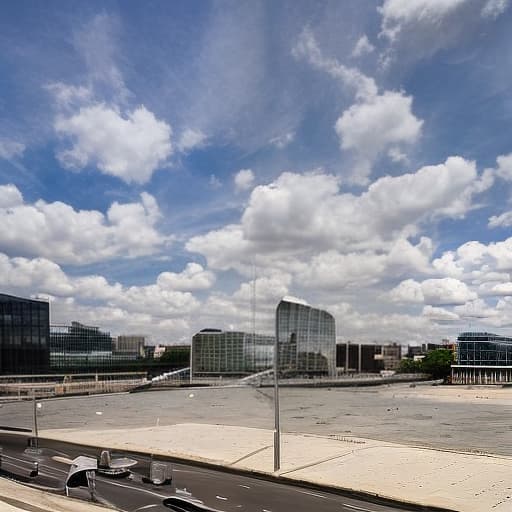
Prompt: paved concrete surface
<box><xmin>3</xmin><ymin>383</ymin><xmax>512</xmax><ymax>456</ymax></box>
<box><xmin>41</xmin><ymin>423</ymin><xmax>512</xmax><ymax>512</ymax></box>
<box><xmin>0</xmin><ymin>477</ymin><xmax>111</xmax><ymax>512</ymax></box>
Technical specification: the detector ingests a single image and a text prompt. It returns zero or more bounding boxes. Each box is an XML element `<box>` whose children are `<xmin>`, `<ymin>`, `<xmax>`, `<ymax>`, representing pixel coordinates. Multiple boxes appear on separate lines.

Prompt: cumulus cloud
<box><xmin>293</xmin><ymin>29</ymin><xmax>422</xmax><ymax>183</ymax></box>
<box><xmin>390</xmin><ymin>277</ymin><xmax>477</xmax><ymax>305</ymax></box>
<box><xmin>0</xmin><ymin>184</ymin><xmax>169</xmax><ymax>265</ymax></box>
<box><xmin>495</xmin><ymin>153</ymin><xmax>512</xmax><ymax>181</ymax></box>
<box><xmin>187</xmin><ymin>157</ymin><xmax>488</xmax><ymax>274</ymax></box>
<box><xmin>55</xmin><ymin>104</ymin><xmax>172</xmax><ymax>184</ymax></box>
<box><xmin>1</xmin><ymin>252</ymin><xmax>206</xmax><ymax>339</ymax></box>
<box><xmin>157</xmin><ymin>263</ymin><xmax>215</xmax><ymax>291</ymax></box>
<box><xmin>234</xmin><ymin>169</ymin><xmax>255</xmax><ymax>191</ymax></box>
<box><xmin>0</xmin><ymin>138</ymin><xmax>25</xmax><ymax>160</ymax></box>
<box><xmin>352</xmin><ymin>35</ymin><xmax>375</xmax><ymax>57</ymax></box>
<box><xmin>200</xmin><ymin>273</ymin><xmax>291</xmax><ymax>334</ymax></box>
<box><xmin>335</xmin><ymin>91</ymin><xmax>422</xmax><ymax>182</ymax></box>
<box><xmin>422</xmin><ymin>305</ymin><xmax>459</xmax><ymax>322</ymax></box>
<box><xmin>327</xmin><ymin>301</ymin><xmax>439</xmax><ymax>343</ymax></box>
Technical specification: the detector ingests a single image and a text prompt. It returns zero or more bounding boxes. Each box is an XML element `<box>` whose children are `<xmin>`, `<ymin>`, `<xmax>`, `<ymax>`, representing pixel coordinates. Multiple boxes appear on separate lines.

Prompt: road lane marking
<box><xmin>298</xmin><ymin>490</ymin><xmax>327</xmax><ymax>499</ymax></box>
<box><xmin>342</xmin><ymin>504</ymin><xmax>373</xmax><ymax>512</ymax></box>
<box><xmin>52</xmin><ymin>456</ymin><xmax>73</xmax><ymax>465</ymax></box>
<box><xmin>238</xmin><ymin>484</ymin><xmax>251</xmax><ymax>489</ymax></box>
<box><xmin>216</xmin><ymin>495</ymin><xmax>228</xmax><ymax>500</ymax></box>
<box><xmin>99</xmin><ymin>479</ymin><xmax>170</xmax><ymax>499</ymax></box>
<box><xmin>135</xmin><ymin>505</ymin><xmax>159</xmax><ymax>511</ymax></box>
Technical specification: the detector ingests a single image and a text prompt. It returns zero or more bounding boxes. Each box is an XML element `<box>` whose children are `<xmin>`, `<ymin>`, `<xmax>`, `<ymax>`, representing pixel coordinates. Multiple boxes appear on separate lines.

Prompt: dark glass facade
<box><xmin>336</xmin><ymin>343</ymin><xmax>384</xmax><ymax>372</ymax></box>
<box><xmin>452</xmin><ymin>332</ymin><xmax>512</xmax><ymax>384</ymax></box>
<box><xmin>456</xmin><ymin>332</ymin><xmax>512</xmax><ymax>365</ymax></box>
<box><xmin>0</xmin><ymin>293</ymin><xmax>50</xmax><ymax>374</ymax></box>
<box><xmin>276</xmin><ymin>297</ymin><xmax>336</xmax><ymax>376</ymax></box>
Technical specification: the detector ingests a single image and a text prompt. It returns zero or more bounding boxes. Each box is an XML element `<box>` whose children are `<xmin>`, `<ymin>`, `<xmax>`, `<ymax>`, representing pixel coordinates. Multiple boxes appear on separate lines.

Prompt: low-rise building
<box><xmin>452</xmin><ymin>331</ymin><xmax>512</xmax><ymax>384</ymax></box>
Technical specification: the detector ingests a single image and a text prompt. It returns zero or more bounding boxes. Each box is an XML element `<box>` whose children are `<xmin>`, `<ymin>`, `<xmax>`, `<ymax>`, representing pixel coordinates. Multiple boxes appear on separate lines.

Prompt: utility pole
<box><xmin>273</xmin><ymin>305</ymin><xmax>281</xmax><ymax>472</ymax></box>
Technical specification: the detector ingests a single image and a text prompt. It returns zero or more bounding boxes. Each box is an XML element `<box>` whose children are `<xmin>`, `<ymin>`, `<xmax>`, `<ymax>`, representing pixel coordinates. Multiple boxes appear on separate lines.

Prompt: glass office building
<box><xmin>0</xmin><ymin>293</ymin><xmax>50</xmax><ymax>374</ymax></box>
<box><xmin>191</xmin><ymin>329</ymin><xmax>275</xmax><ymax>376</ymax></box>
<box><xmin>276</xmin><ymin>297</ymin><xmax>336</xmax><ymax>377</ymax></box>
<box><xmin>50</xmin><ymin>321</ymin><xmax>115</xmax><ymax>371</ymax></box>
<box><xmin>452</xmin><ymin>332</ymin><xmax>512</xmax><ymax>384</ymax></box>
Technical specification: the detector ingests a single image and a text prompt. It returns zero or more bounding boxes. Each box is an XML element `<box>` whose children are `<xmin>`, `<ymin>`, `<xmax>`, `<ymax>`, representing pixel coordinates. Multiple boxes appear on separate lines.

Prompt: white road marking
<box><xmin>343</xmin><ymin>503</ymin><xmax>373</xmax><ymax>512</ymax></box>
<box><xmin>298</xmin><ymin>490</ymin><xmax>327</xmax><ymax>499</ymax></box>
<box><xmin>52</xmin><ymin>455</ymin><xmax>73</xmax><ymax>465</ymax></box>
<box><xmin>216</xmin><ymin>495</ymin><xmax>228</xmax><ymax>500</ymax></box>
<box><xmin>135</xmin><ymin>505</ymin><xmax>159</xmax><ymax>511</ymax></box>
<box><xmin>238</xmin><ymin>484</ymin><xmax>251</xmax><ymax>489</ymax></box>
<box><xmin>100</xmin><ymin>479</ymin><xmax>169</xmax><ymax>499</ymax></box>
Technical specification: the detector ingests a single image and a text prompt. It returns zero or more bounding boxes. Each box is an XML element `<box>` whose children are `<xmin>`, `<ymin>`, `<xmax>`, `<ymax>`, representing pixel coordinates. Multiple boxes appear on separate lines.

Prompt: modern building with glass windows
<box><xmin>276</xmin><ymin>296</ymin><xmax>336</xmax><ymax>377</ymax></box>
<box><xmin>452</xmin><ymin>332</ymin><xmax>512</xmax><ymax>384</ymax></box>
<box><xmin>50</xmin><ymin>321</ymin><xmax>115</xmax><ymax>371</ymax></box>
<box><xmin>191</xmin><ymin>328</ymin><xmax>274</xmax><ymax>377</ymax></box>
<box><xmin>0</xmin><ymin>293</ymin><xmax>50</xmax><ymax>374</ymax></box>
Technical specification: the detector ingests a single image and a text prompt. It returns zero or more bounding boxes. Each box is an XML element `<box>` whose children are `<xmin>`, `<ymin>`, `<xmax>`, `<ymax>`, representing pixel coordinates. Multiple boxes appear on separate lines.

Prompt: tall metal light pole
<box><xmin>273</xmin><ymin>306</ymin><xmax>281</xmax><ymax>472</ymax></box>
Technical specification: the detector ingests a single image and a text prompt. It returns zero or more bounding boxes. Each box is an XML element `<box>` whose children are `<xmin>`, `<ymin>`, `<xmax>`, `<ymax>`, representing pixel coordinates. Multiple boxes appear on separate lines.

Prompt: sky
<box><xmin>1</xmin><ymin>0</ymin><xmax>512</xmax><ymax>345</ymax></box>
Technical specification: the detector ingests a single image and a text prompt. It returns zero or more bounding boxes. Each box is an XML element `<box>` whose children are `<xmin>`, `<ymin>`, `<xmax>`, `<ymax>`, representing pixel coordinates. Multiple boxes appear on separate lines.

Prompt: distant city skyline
<box><xmin>1</xmin><ymin>1</ymin><xmax>512</xmax><ymax>343</ymax></box>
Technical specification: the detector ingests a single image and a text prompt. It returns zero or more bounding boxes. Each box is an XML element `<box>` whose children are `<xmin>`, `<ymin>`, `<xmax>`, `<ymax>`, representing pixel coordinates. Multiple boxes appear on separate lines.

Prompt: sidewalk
<box><xmin>40</xmin><ymin>423</ymin><xmax>512</xmax><ymax>512</ymax></box>
<box><xmin>0</xmin><ymin>476</ymin><xmax>111</xmax><ymax>512</ymax></box>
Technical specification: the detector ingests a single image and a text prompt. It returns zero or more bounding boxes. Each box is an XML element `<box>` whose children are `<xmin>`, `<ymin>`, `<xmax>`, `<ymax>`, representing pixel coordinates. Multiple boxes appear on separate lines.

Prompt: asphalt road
<box><xmin>0</xmin><ymin>432</ymin><xmax>436</xmax><ymax>512</ymax></box>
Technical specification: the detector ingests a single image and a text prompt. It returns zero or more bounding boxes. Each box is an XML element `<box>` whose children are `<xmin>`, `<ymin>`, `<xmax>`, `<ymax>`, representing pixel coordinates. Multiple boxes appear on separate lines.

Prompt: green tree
<box><xmin>420</xmin><ymin>349</ymin><xmax>454</xmax><ymax>381</ymax></box>
<box><xmin>398</xmin><ymin>358</ymin><xmax>423</xmax><ymax>374</ymax></box>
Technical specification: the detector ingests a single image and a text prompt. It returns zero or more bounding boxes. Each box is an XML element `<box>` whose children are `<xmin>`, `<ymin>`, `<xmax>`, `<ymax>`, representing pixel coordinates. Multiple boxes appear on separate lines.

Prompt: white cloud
<box><xmin>294</xmin><ymin>29</ymin><xmax>423</xmax><ymax>183</ymax></box>
<box><xmin>55</xmin><ymin>104</ymin><xmax>172</xmax><ymax>184</ymax></box>
<box><xmin>389</xmin><ymin>279</ymin><xmax>424</xmax><ymax>303</ymax></box>
<box><xmin>188</xmin><ymin>157</ymin><xmax>486</xmax><ymax>273</ymax></box>
<box><xmin>0</xmin><ymin>138</ymin><xmax>25</xmax><ymax>160</ymax></box>
<box><xmin>454</xmin><ymin>299</ymin><xmax>500</xmax><ymax>321</ymax></box>
<box><xmin>46</xmin><ymin>83</ymin><xmax>93</xmax><ymax>109</ymax></box>
<box><xmin>177</xmin><ymin>128</ymin><xmax>207</xmax><ymax>152</ymax></box>
<box><xmin>298</xmin><ymin>237</ymin><xmax>432</xmax><ymax>290</ymax></box>
<box><xmin>335</xmin><ymin>91</ymin><xmax>423</xmax><ymax>183</ymax></box>
<box><xmin>1</xmin><ymin>252</ymin><xmax>203</xmax><ymax>340</ymax></box>
<box><xmin>388</xmin><ymin>146</ymin><xmax>408</xmax><ymax>164</ymax></box>
<box><xmin>352</xmin><ymin>35</ymin><xmax>375</xmax><ymax>57</ymax></box>
<box><xmin>390</xmin><ymin>277</ymin><xmax>477</xmax><ymax>305</ymax></box>
<box><xmin>422</xmin><ymin>305</ymin><xmax>459</xmax><ymax>322</ymax></box>
<box><xmin>234</xmin><ymin>169</ymin><xmax>255</xmax><ymax>191</ymax></box>
<box><xmin>495</xmin><ymin>153</ymin><xmax>512</xmax><ymax>181</ymax></box>
<box><xmin>379</xmin><ymin>0</ymin><xmax>510</xmax><ymax>62</ymax></box>
<box><xmin>327</xmin><ymin>301</ymin><xmax>439</xmax><ymax>343</ymax></box>
<box><xmin>481</xmin><ymin>0</ymin><xmax>510</xmax><ymax>18</ymax></box>
<box><xmin>0</xmin><ymin>184</ymin><xmax>23</xmax><ymax>208</ymax></box>
<box><xmin>0</xmin><ymin>184</ymin><xmax>169</xmax><ymax>265</ymax></box>
<box><xmin>489</xmin><ymin>211</ymin><xmax>512</xmax><ymax>228</ymax></box>
<box><xmin>199</xmin><ymin>273</ymin><xmax>291</xmax><ymax>334</ymax></box>
<box><xmin>157</xmin><ymin>263</ymin><xmax>215</xmax><ymax>291</ymax></box>
<box><xmin>293</xmin><ymin>28</ymin><xmax>378</xmax><ymax>101</ymax></box>
<box><xmin>489</xmin><ymin>282</ymin><xmax>512</xmax><ymax>296</ymax></box>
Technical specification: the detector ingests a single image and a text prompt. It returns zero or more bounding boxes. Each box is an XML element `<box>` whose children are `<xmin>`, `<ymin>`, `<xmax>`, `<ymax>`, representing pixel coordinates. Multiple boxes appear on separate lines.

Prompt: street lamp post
<box><xmin>273</xmin><ymin>309</ymin><xmax>281</xmax><ymax>472</ymax></box>
<box><xmin>32</xmin><ymin>396</ymin><xmax>42</xmax><ymax>452</ymax></box>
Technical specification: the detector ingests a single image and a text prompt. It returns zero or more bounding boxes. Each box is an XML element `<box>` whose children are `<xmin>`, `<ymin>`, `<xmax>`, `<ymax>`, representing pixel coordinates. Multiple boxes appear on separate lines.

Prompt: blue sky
<box><xmin>2</xmin><ymin>0</ymin><xmax>512</xmax><ymax>343</ymax></box>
